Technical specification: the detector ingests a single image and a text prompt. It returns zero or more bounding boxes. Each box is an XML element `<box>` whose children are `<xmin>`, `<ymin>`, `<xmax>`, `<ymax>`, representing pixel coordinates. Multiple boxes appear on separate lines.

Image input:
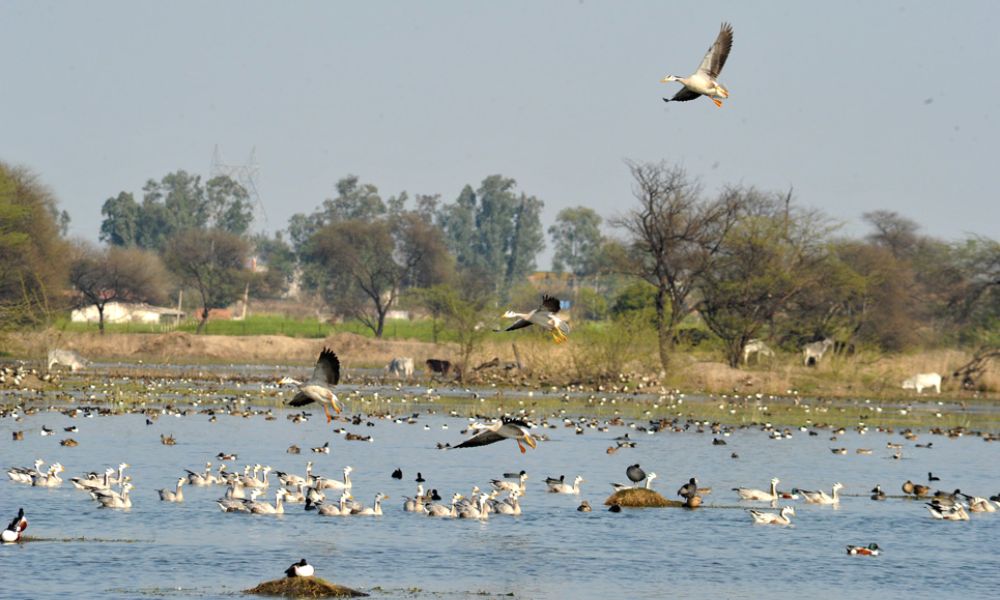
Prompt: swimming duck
<box><xmin>925</xmin><ymin>501</ymin><xmax>970</xmax><ymax>521</ymax></box>
<box><xmin>847</xmin><ymin>543</ymin><xmax>881</xmax><ymax>556</ymax></box>
<box><xmin>315</xmin><ymin>466</ymin><xmax>353</xmax><ymax>491</ymax></box>
<box><xmin>798</xmin><ymin>482</ymin><xmax>844</xmax><ymax>505</ymax></box>
<box><xmin>249</xmin><ymin>489</ymin><xmax>287</xmax><ymax>515</ymax></box>
<box><xmin>749</xmin><ymin>506</ymin><xmax>795</xmax><ymax>526</ymax></box>
<box><xmin>285</xmin><ymin>559</ymin><xmax>314</xmax><ymax>578</ymax></box>
<box><xmin>352</xmin><ymin>492</ymin><xmax>387</xmax><ymax>516</ymax></box>
<box><xmin>157</xmin><ymin>477</ymin><xmax>186</xmax><ymax>502</ymax></box>
<box><xmin>316</xmin><ymin>493</ymin><xmax>353</xmax><ymax>516</ymax></box>
<box><xmin>1</xmin><ymin>508</ymin><xmax>27</xmax><ymax>543</ymax></box>
<box><xmin>491</xmin><ymin>471</ymin><xmax>528</xmax><ymax>494</ymax></box>
<box><xmin>547</xmin><ymin>475</ymin><xmax>584</xmax><ymax>495</ymax></box>
<box><xmin>734</xmin><ymin>477</ymin><xmax>779</xmax><ymax>501</ymax></box>
<box><xmin>281</xmin><ymin>348</ymin><xmax>342</xmax><ymax>423</ymax></box>
<box><xmin>661</xmin><ymin>22</ymin><xmax>734</xmax><ymax>108</ymax></box>
<box><xmin>577</xmin><ymin>500</ymin><xmax>592</xmax><ymax>512</ymax></box>
<box><xmin>424</xmin><ymin>493</ymin><xmax>462</xmax><ymax>517</ymax></box>
<box><xmin>902</xmin><ymin>480</ymin><xmax>931</xmax><ymax>497</ymax></box>
<box><xmin>871</xmin><ymin>485</ymin><xmax>887</xmax><ymax>501</ymax></box>
<box><xmin>93</xmin><ymin>482</ymin><xmax>134</xmax><ymax>509</ymax></box>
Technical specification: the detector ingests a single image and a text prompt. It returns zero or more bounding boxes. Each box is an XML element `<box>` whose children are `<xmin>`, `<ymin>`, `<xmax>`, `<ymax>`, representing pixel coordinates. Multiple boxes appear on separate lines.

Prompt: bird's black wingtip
<box><xmin>662</xmin><ymin>98</ymin><xmax>671</xmax><ymax>103</ymax></box>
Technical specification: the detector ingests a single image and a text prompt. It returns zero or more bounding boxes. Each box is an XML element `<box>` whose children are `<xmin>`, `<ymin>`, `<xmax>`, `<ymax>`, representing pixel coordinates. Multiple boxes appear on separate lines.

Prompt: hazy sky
<box><xmin>3</xmin><ymin>0</ymin><xmax>998</xmax><ymax>267</ymax></box>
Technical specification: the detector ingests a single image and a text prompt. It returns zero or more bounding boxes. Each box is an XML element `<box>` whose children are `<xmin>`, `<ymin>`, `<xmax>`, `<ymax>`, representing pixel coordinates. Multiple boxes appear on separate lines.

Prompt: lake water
<box><xmin>2</xmin><ymin>376</ymin><xmax>999</xmax><ymax>599</ymax></box>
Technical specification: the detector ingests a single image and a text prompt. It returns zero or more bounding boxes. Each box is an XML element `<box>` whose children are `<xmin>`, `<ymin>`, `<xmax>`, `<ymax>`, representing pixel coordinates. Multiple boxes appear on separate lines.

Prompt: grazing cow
<box><xmin>902</xmin><ymin>372</ymin><xmax>942</xmax><ymax>394</ymax></box>
<box><xmin>742</xmin><ymin>339</ymin><xmax>775</xmax><ymax>365</ymax></box>
<box><xmin>386</xmin><ymin>357</ymin><xmax>415</xmax><ymax>378</ymax></box>
<box><xmin>802</xmin><ymin>338</ymin><xmax>834</xmax><ymax>366</ymax></box>
<box><xmin>47</xmin><ymin>349</ymin><xmax>89</xmax><ymax>372</ymax></box>
<box><xmin>425</xmin><ymin>359</ymin><xmax>453</xmax><ymax>378</ymax></box>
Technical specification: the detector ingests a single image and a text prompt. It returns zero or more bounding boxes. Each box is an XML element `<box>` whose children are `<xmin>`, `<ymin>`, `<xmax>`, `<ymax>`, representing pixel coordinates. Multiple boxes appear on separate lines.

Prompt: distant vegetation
<box><xmin>1</xmin><ymin>159</ymin><xmax>997</xmax><ymax>388</ymax></box>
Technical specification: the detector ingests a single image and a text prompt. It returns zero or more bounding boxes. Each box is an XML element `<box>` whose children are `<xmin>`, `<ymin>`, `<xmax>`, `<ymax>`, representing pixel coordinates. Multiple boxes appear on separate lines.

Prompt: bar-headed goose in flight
<box><xmin>451</xmin><ymin>418</ymin><xmax>537</xmax><ymax>454</ymax></box>
<box><xmin>498</xmin><ymin>295</ymin><xmax>570</xmax><ymax>343</ymax></box>
<box><xmin>281</xmin><ymin>348</ymin><xmax>342</xmax><ymax>423</ymax></box>
<box><xmin>661</xmin><ymin>22</ymin><xmax>734</xmax><ymax>108</ymax></box>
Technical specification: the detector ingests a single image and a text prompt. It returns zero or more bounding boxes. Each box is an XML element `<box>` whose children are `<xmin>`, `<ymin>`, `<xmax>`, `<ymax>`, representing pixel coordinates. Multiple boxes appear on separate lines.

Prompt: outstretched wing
<box><xmin>541</xmin><ymin>295</ymin><xmax>561</xmax><ymax>314</ymax></box>
<box><xmin>696</xmin><ymin>22</ymin><xmax>733</xmax><ymax>79</ymax></box>
<box><xmin>503</xmin><ymin>319</ymin><xmax>533</xmax><ymax>332</ymax></box>
<box><xmin>310</xmin><ymin>348</ymin><xmax>340</xmax><ymax>385</ymax></box>
<box><xmin>502</xmin><ymin>417</ymin><xmax>531</xmax><ymax>429</ymax></box>
<box><xmin>287</xmin><ymin>392</ymin><xmax>315</xmax><ymax>407</ymax></box>
<box><xmin>451</xmin><ymin>429</ymin><xmax>505</xmax><ymax>449</ymax></box>
<box><xmin>666</xmin><ymin>87</ymin><xmax>702</xmax><ymax>102</ymax></box>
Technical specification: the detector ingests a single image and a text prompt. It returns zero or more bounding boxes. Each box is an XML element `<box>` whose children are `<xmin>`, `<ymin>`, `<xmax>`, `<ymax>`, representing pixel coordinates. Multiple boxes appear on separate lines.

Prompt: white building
<box><xmin>71</xmin><ymin>302</ymin><xmax>185</xmax><ymax>325</ymax></box>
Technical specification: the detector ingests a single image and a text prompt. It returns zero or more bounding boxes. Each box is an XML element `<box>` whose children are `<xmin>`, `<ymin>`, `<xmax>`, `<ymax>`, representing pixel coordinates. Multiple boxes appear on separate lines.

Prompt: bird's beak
<box><xmin>524</xmin><ymin>434</ymin><xmax>537</xmax><ymax>449</ymax></box>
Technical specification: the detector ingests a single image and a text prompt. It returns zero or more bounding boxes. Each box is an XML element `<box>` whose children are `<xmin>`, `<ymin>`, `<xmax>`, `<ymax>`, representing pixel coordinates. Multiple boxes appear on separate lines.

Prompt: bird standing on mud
<box><xmin>661</xmin><ymin>22</ymin><xmax>734</xmax><ymax>107</ymax></box>
<box><xmin>281</xmin><ymin>348</ymin><xmax>342</xmax><ymax>423</ymax></box>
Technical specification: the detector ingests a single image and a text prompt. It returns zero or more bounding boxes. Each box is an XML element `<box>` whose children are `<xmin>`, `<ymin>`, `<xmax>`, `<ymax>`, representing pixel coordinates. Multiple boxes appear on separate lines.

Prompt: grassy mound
<box><xmin>244</xmin><ymin>576</ymin><xmax>367</xmax><ymax>598</ymax></box>
<box><xmin>604</xmin><ymin>488</ymin><xmax>683</xmax><ymax>508</ymax></box>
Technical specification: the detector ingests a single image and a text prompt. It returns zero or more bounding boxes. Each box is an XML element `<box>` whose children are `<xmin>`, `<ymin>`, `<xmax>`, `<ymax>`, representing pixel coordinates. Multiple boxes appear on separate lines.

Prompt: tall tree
<box><xmin>438</xmin><ymin>175</ymin><xmax>545</xmax><ymax>297</ymax></box>
<box><xmin>164</xmin><ymin>229</ymin><xmax>249</xmax><ymax>333</ymax></box>
<box><xmin>99</xmin><ymin>192</ymin><xmax>140</xmax><ymax>246</ymax></box>
<box><xmin>614</xmin><ymin>161</ymin><xmax>741</xmax><ymax>371</ymax></box>
<box><xmin>100</xmin><ymin>171</ymin><xmax>253</xmax><ymax>250</ymax></box>
<box><xmin>69</xmin><ymin>244</ymin><xmax>169</xmax><ymax>333</ymax></box>
<box><xmin>697</xmin><ymin>191</ymin><xmax>832</xmax><ymax>367</ymax></box>
<box><xmin>549</xmin><ymin>206</ymin><xmax>603</xmax><ymax>276</ymax></box>
<box><xmin>0</xmin><ymin>163</ymin><xmax>70</xmax><ymax>331</ymax></box>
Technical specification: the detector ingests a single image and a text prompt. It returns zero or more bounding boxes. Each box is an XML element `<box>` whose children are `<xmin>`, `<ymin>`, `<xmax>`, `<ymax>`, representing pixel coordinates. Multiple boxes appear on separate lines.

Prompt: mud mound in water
<box><xmin>604</xmin><ymin>488</ymin><xmax>682</xmax><ymax>507</ymax></box>
<box><xmin>245</xmin><ymin>576</ymin><xmax>368</xmax><ymax>598</ymax></box>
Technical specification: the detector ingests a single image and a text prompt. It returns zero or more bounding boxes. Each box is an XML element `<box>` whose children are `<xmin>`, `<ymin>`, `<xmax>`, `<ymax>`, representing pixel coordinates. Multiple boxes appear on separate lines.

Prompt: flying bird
<box><xmin>450</xmin><ymin>418</ymin><xmax>537</xmax><ymax>454</ymax></box>
<box><xmin>661</xmin><ymin>22</ymin><xmax>734</xmax><ymax>108</ymax></box>
<box><xmin>498</xmin><ymin>295</ymin><xmax>570</xmax><ymax>343</ymax></box>
<box><xmin>281</xmin><ymin>348</ymin><xmax>342</xmax><ymax>423</ymax></box>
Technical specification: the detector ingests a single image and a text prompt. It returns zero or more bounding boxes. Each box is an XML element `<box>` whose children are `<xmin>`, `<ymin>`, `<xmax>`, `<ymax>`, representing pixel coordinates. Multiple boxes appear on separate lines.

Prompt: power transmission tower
<box><xmin>210</xmin><ymin>145</ymin><xmax>267</xmax><ymax>226</ymax></box>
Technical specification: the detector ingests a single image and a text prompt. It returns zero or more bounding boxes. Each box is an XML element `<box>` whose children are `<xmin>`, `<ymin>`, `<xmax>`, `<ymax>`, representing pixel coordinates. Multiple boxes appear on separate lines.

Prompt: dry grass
<box><xmin>244</xmin><ymin>576</ymin><xmax>367</xmax><ymax>598</ymax></box>
<box><xmin>7</xmin><ymin>329</ymin><xmax>998</xmax><ymax>398</ymax></box>
<box><xmin>604</xmin><ymin>488</ymin><xmax>681</xmax><ymax>508</ymax></box>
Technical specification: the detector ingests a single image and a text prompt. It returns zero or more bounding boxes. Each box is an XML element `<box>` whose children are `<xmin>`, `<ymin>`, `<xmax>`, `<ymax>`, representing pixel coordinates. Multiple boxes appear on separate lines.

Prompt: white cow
<box><xmin>386</xmin><ymin>357</ymin><xmax>415</xmax><ymax>379</ymax></box>
<box><xmin>802</xmin><ymin>338</ymin><xmax>834</xmax><ymax>366</ymax></box>
<box><xmin>742</xmin><ymin>339</ymin><xmax>775</xmax><ymax>364</ymax></box>
<box><xmin>902</xmin><ymin>372</ymin><xmax>942</xmax><ymax>394</ymax></box>
<box><xmin>47</xmin><ymin>349</ymin><xmax>89</xmax><ymax>372</ymax></box>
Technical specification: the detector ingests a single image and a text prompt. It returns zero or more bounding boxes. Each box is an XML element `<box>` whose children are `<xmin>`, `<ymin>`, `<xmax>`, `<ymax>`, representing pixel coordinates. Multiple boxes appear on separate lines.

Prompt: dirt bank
<box><xmin>8</xmin><ymin>330</ymin><xmax>450</xmax><ymax>367</ymax></box>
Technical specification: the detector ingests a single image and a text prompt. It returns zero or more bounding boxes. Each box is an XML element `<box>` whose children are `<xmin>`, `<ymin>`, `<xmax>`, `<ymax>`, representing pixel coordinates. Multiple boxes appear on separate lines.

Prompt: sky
<box><xmin>2</xmin><ymin>0</ymin><xmax>998</xmax><ymax>268</ymax></box>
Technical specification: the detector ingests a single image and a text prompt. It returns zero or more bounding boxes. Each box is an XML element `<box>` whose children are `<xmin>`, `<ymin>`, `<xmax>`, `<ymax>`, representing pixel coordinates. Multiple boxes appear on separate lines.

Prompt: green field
<box><xmin>53</xmin><ymin>314</ymin><xmax>444</xmax><ymax>341</ymax></box>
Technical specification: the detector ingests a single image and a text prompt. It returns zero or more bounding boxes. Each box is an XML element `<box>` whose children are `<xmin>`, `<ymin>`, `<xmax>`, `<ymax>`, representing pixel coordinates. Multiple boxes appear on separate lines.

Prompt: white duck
<box><xmin>734</xmin><ymin>477</ymin><xmax>779</xmax><ymax>502</ymax></box>
<box><xmin>547</xmin><ymin>475</ymin><xmax>584</xmax><ymax>495</ymax></box>
<box><xmin>749</xmin><ymin>506</ymin><xmax>795</xmax><ymax>526</ymax></box>
<box><xmin>798</xmin><ymin>483</ymin><xmax>844</xmax><ymax>505</ymax></box>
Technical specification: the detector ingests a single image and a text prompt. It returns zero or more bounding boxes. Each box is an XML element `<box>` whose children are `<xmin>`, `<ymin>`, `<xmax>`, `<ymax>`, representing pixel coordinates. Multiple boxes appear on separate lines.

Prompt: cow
<box><xmin>742</xmin><ymin>339</ymin><xmax>775</xmax><ymax>365</ymax></box>
<box><xmin>386</xmin><ymin>357</ymin><xmax>415</xmax><ymax>379</ymax></box>
<box><xmin>902</xmin><ymin>372</ymin><xmax>942</xmax><ymax>394</ymax></box>
<box><xmin>425</xmin><ymin>358</ymin><xmax>453</xmax><ymax>378</ymax></box>
<box><xmin>802</xmin><ymin>338</ymin><xmax>834</xmax><ymax>366</ymax></box>
<box><xmin>47</xmin><ymin>349</ymin><xmax>89</xmax><ymax>372</ymax></box>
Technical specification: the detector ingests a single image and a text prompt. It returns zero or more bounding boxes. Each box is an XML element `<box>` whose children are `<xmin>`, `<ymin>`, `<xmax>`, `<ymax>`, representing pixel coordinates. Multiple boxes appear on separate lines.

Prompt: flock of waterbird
<box><xmin>3</xmin><ymin>281</ymin><xmax>999</xmax><ymax>586</ymax></box>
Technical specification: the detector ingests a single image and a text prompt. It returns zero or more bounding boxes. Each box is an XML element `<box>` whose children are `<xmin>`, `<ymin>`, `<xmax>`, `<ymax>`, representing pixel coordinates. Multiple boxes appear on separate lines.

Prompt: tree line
<box><xmin>1</xmin><ymin>159</ymin><xmax>996</xmax><ymax>374</ymax></box>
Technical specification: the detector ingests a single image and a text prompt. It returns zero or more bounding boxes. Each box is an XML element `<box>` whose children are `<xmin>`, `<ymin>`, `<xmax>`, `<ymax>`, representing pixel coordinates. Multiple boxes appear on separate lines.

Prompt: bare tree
<box><xmin>69</xmin><ymin>244</ymin><xmax>169</xmax><ymax>333</ymax></box>
<box><xmin>613</xmin><ymin>161</ymin><xmax>741</xmax><ymax>371</ymax></box>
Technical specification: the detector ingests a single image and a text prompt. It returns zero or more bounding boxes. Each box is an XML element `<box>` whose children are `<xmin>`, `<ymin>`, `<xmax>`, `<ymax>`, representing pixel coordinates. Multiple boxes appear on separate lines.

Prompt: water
<box><xmin>2</xmin><ymin>396</ymin><xmax>999</xmax><ymax>599</ymax></box>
